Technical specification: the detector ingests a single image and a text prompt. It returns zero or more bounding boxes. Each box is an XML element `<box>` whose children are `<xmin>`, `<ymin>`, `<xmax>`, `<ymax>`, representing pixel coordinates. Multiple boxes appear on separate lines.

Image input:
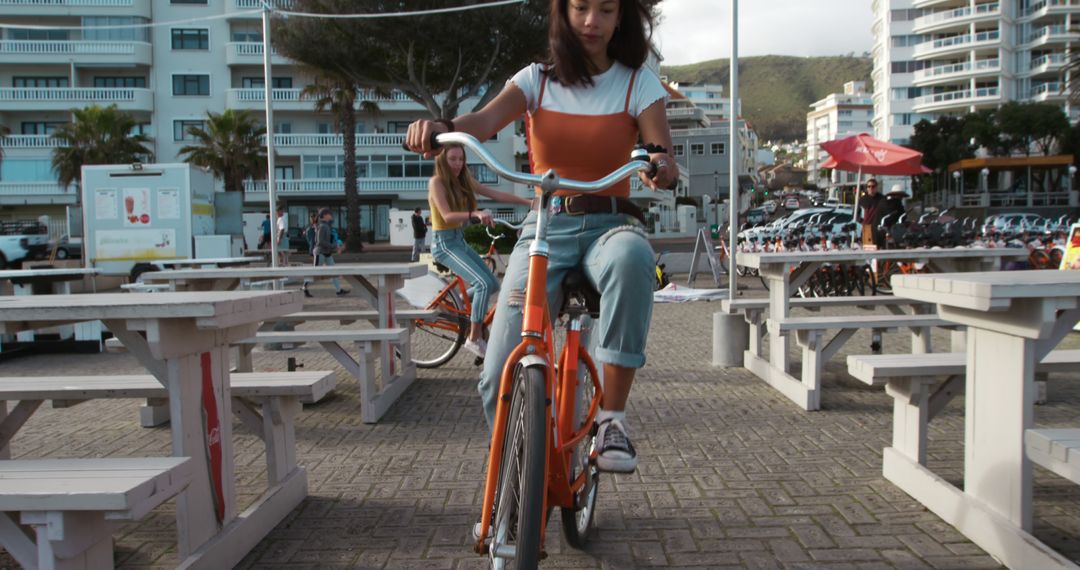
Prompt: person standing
<box><xmin>301</xmin><ymin>212</ymin><xmax>319</xmax><ymax>297</ymax></box>
<box><xmin>313</xmin><ymin>208</ymin><xmax>349</xmax><ymax>296</ymax></box>
<box><xmin>411</xmin><ymin>207</ymin><xmax>428</xmax><ymax>262</ymax></box>
<box><xmin>275</xmin><ymin>206</ymin><xmax>290</xmax><ymax>265</ymax></box>
<box><xmin>258</xmin><ymin>214</ymin><xmax>272</xmax><ymax>249</ymax></box>
<box><xmin>858</xmin><ymin>178</ymin><xmax>884</xmax><ymax>248</ymax></box>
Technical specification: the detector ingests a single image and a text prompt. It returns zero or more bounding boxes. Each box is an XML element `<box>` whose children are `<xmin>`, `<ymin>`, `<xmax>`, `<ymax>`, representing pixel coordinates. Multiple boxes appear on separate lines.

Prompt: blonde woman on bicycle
<box><xmin>428</xmin><ymin>144</ymin><xmax>531</xmax><ymax>357</ymax></box>
<box><xmin>408</xmin><ymin>0</ymin><xmax>675</xmax><ymax>474</ymax></box>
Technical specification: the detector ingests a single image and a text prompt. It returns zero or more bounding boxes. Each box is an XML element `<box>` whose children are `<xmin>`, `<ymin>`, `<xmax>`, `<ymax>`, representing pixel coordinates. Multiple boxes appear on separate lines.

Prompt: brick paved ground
<box><xmin>1</xmin><ymin>277</ymin><xmax>1079</xmax><ymax>569</ymax></box>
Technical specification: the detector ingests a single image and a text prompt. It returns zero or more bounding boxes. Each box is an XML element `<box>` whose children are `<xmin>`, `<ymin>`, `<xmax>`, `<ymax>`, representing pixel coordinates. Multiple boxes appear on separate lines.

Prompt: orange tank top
<box><xmin>525</xmin><ymin>68</ymin><xmax>640</xmax><ymax>198</ymax></box>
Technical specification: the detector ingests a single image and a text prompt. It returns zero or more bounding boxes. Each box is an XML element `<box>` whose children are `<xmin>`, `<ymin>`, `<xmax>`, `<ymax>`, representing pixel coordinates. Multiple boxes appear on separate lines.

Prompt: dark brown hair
<box><xmin>546</xmin><ymin>0</ymin><xmax>655</xmax><ymax>87</ymax></box>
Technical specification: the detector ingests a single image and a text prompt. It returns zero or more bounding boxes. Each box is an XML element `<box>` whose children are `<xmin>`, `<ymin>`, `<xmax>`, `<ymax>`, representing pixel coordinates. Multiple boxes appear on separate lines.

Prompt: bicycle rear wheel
<box><xmin>490</xmin><ymin>364</ymin><xmax>546</xmax><ymax>570</ymax></box>
<box><xmin>412</xmin><ymin>287</ymin><xmax>467</xmax><ymax>368</ymax></box>
<box><xmin>561</xmin><ymin>354</ymin><xmax>599</xmax><ymax>548</ymax></box>
<box><xmin>485</xmin><ymin>255</ymin><xmax>497</xmax><ymax>274</ymax></box>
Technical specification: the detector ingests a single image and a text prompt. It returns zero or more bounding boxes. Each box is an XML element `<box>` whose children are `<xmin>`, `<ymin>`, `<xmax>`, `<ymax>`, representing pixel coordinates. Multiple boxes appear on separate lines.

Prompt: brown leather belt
<box><xmin>559</xmin><ymin>194</ymin><xmax>645</xmax><ymax>223</ymax></box>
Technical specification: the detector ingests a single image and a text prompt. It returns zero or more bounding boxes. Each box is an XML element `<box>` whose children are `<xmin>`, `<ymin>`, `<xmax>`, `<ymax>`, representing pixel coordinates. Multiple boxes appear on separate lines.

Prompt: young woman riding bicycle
<box><xmin>427</xmin><ymin>144</ymin><xmax>531</xmax><ymax>357</ymax></box>
<box><xmin>407</xmin><ymin>0</ymin><xmax>674</xmax><ymax>475</ymax></box>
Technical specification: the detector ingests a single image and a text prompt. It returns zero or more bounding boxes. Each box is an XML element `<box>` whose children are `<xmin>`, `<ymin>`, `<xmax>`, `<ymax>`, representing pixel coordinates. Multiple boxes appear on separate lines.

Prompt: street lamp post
<box><xmin>713</xmin><ymin>171</ymin><xmax>719</xmax><ymax>203</ymax></box>
<box><xmin>951</xmin><ymin>170</ymin><xmax>961</xmax><ymax>209</ymax></box>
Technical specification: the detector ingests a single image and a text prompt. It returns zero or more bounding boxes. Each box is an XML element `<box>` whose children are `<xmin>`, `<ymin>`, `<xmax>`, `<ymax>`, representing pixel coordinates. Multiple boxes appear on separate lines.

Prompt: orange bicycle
<box><xmin>424</xmin><ymin>133</ymin><xmax>655</xmax><ymax>568</ymax></box>
<box><xmin>411</xmin><ymin>219</ymin><xmax>520</xmax><ymax>368</ymax></box>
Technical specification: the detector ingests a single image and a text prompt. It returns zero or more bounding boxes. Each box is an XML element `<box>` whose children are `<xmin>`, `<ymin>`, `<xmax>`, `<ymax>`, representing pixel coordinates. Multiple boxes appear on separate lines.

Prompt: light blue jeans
<box><xmin>431</xmin><ymin>228</ymin><xmax>499</xmax><ymax>324</ymax></box>
<box><xmin>312</xmin><ymin>253</ymin><xmax>342</xmax><ymax>291</ymax></box>
<box><xmin>478</xmin><ymin>211</ymin><xmax>655</xmax><ymax>429</ymax></box>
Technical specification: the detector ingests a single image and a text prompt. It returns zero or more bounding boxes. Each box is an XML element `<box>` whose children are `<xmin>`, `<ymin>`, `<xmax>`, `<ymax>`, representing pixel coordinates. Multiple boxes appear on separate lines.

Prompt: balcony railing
<box><xmin>1028</xmin><ymin>53</ymin><xmax>1067</xmax><ymax>70</ymax></box>
<box><xmin>0</xmin><ymin>182</ymin><xmax>75</xmax><ymax>196</ymax></box>
<box><xmin>0</xmin><ymin>135</ymin><xmax>64</xmax><ymax>149</ymax></box>
<box><xmin>0</xmin><ymin>0</ymin><xmax>131</xmax><ymax>5</ymax></box>
<box><xmin>1029</xmin><ymin>81</ymin><xmax>1063</xmax><ymax>97</ymax></box>
<box><xmin>229</xmin><ymin>88</ymin><xmax>414</xmax><ymax>104</ymax></box>
<box><xmin>913</xmin><ymin>2</ymin><xmax>999</xmax><ymax>29</ymax></box>
<box><xmin>1027</xmin><ymin>25</ymin><xmax>1072</xmax><ymax>43</ymax></box>
<box><xmin>230</xmin><ymin>42</ymin><xmax>276</xmax><ymax>56</ymax></box>
<box><xmin>1022</xmin><ymin>0</ymin><xmax>1079</xmax><ymax>17</ymax></box>
<box><xmin>235</xmin><ymin>0</ymin><xmax>293</xmax><ymax>8</ymax></box>
<box><xmin>914</xmin><ymin>86</ymin><xmax>1000</xmax><ymax>107</ymax></box>
<box><xmin>243</xmin><ymin>177</ymin><xmax>429</xmax><ymax>194</ymax></box>
<box><xmin>0</xmin><ymin>87</ymin><xmax>148</xmax><ymax>103</ymax></box>
<box><xmin>914</xmin><ymin>58</ymin><xmax>1000</xmax><ymax>81</ymax></box>
<box><xmin>268</xmin><ymin>133</ymin><xmax>407</xmax><ymax>147</ymax></box>
<box><xmin>0</xmin><ymin>40</ymin><xmax>144</xmax><ymax>56</ymax></box>
<box><xmin>914</xmin><ymin>30</ymin><xmax>1000</xmax><ymax>56</ymax></box>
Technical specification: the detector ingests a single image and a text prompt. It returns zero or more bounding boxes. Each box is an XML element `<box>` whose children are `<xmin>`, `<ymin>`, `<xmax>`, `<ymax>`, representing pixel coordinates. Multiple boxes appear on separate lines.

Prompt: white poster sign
<box><xmin>158</xmin><ymin>188</ymin><xmax>180</xmax><ymax>220</ymax></box>
<box><xmin>94</xmin><ymin>189</ymin><xmax>118</xmax><ymax>220</ymax></box>
<box><xmin>95</xmin><ymin>229</ymin><xmax>176</xmax><ymax>261</ymax></box>
<box><xmin>123</xmin><ymin>188</ymin><xmax>152</xmax><ymax>227</ymax></box>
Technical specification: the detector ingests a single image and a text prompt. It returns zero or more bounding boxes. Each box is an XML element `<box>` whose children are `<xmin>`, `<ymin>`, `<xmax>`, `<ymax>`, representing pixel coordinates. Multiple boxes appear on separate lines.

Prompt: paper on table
<box><xmin>653</xmin><ymin>283</ymin><xmax>729</xmax><ymax>303</ymax></box>
<box><xmin>397</xmin><ymin>272</ymin><xmax>447</xmax><ymax>309</ymax></box>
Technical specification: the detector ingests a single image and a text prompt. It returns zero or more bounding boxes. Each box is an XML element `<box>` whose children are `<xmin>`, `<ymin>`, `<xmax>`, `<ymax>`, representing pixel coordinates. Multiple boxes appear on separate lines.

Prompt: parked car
<box><xmin>746</xmin><ymin>208</ymin><xmax>768</xmax><ymax>225</ymax></box>
<box><xmin>54</xmin><ymin>235</ymin><xmax>82</xmax><ymax>259</ymax></box>
<box><xmin>784</xmin><ymin>196</ymin><xmax>801</xmax><ymax>210</ymax></box>
<box><xmin>287</xmin><ymin>227</ymin><xmax>312</xmax><ymax>253</ymax></box>
<box><xmin>824</xmin><ymin>198</ymin><xmax>840</xmax><ymax>208</ymax></box>
<box><xmin>0</xmin><ymin>220</ymin><xmax>49</xmax><ymax>269</ymax></box>
<box><xmin>762</xmin><ymin>200</ymin><xmax>778</xmax><ymax>214</ymax></box>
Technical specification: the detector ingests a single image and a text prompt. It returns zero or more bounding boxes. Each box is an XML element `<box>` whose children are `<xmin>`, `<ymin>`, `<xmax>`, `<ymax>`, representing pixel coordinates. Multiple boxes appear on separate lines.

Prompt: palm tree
<box><xmin>51</xmin><ymin>105</ymin><xmax>153</xmax><ymax>189</ymax></box>
<box><xmin>178</xmin><ymin>109</ymin><xmax>268</xmax><ymax>193</ymax></box>
<box><xmin>302</xmin><ymin>73</ymin><xmax>381</xmax><ymax>252</ymax></box>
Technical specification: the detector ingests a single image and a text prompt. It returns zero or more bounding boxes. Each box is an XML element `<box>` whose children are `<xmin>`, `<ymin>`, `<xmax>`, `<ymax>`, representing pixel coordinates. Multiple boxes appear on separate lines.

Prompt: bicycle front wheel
<box><xmin>490</xmin><ymin>365</ymin><xmax>546</xmax><ymax>570</ymax></box>
<box><xmin>412</xmin><ymin>287</ymin><xmax>467</xmax><ymax>368</ymax></box>
<box><xmin>561</xmin><ymin>355</ymin><xmax>599</xmax><ymax>548</ymax></box>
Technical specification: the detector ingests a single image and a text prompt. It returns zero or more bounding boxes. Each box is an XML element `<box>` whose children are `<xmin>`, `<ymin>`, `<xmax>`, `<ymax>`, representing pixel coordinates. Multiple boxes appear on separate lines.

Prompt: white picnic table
<box><xmin>889</xmin><ymin>270</ymin><xmax>1080</xmax><ymax>569</ymax></box>
<box><xmin>733</xmin><ymin>248</ymin><xmax>1028</xmax><ymax>410</ymax></box>
<box><xmin>145</xmin><ymin>256</ymin><xmax>263</xmax><ymax>270</ymax></box>
<box><xmin>0</xmin><ymin>290</ymin><xmax>305</xmax><ymax>568</ymax></box>
<box><xmin>0</xmin><ymin>267</ymin><xmax>102</xmax><ymax>349</ymax></box>
<box><xmin>142</xmin><ymin>263</ymin><xmax>429</xmax><ymax>420</ymax></box>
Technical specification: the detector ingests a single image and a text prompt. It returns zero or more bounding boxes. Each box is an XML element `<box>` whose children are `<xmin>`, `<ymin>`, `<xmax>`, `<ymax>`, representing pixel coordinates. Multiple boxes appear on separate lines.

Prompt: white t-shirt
<box><xmin>276</xmin><ymin>213</ymin><xmax>288</xmax><ymax>233</ymax></box>
<box><xmin>509</xmin><ymin>62</ymin><xmax>668</xmax><ymax>118</ymax></box>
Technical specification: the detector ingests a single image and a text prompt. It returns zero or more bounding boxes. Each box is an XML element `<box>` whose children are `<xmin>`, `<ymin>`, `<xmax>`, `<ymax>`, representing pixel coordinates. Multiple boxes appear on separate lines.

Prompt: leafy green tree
<box><xmin>996</xmin><ymin>101</ymin><xmax>1069</xmax><ymax>156</ymax></box>
<box><xmin>178</xmin><ymin>109</ymin><xmax>268</xmax><ymax>193</ymax></box>
<box><xmin>908</xmin><ymin>116</ymin><xmax>975</xmax><ymax>171</ymax></box>
<box><xmin>51</xmin><ymin>105</ymin><xmax>153</xmax><ymax>188</ymax></box>
<box><xmin>301</xmin><ymin>73</ymin><xmax>381</xmax><ymax>251</ymax></box>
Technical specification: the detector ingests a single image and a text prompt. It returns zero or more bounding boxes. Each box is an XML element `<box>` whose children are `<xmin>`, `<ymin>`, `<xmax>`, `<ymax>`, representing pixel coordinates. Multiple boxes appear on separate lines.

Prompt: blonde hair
<box><xmin>433</xmin><ymin>144</ymin><xmax>478</xmax><ymax>213</ymax></box>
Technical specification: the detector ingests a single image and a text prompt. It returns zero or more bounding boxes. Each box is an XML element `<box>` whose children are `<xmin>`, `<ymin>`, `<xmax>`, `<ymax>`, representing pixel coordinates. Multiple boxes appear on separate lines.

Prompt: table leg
<box><xmin>965</xmin><ymin>327</ymin><xmax>1036</xmax><ymax>531</ymax></box>
<box><xmin>14</xmin><ymin>284</ymin><xmax>34</xmax><ymax>343</ymax></box>
<box><xmin>165</xmin><ymin>346</ymin><xmax>237</xmax><ymax>557</ymax></box>
<box><xmin>763</xmin><ymin>265</ymin><xmax>791</xmax><ymax>375</ymax></box>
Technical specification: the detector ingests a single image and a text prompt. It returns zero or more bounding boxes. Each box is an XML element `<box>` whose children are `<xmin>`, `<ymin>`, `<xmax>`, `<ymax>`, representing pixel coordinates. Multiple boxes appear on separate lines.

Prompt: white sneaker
<box><xmin>595</xmin><ymin>418</ymin><xmax>638</xmax><ymax>473</ymax></box>
<box><xmin>463</xmin><ymin>338</ymin><xmax>487</xmax><ymax>357</ymax></box>
<box><xmin>472</xmin><ymin>521</ymin><xmax>492</xmax><ymax>542</ymax></box>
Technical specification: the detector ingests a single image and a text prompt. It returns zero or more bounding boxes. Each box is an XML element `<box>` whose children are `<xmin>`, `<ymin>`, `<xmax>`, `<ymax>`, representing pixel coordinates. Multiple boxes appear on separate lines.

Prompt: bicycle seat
<box><xmin>433</xmin><ymin>261</ymin><xmax>451</xmax><ymax>274</ymax></box>
<box><xmin>560</xmin><ymin>269</ymin><xmax>601</xmax><ymax>316</ymax></box>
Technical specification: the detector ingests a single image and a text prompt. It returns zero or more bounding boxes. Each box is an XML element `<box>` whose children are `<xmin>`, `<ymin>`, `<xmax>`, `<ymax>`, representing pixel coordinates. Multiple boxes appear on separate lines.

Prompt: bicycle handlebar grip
<box><xmin>400</xmin><ymin>132</ymin><xmax>445</xmax><ymax>152</ymax></box>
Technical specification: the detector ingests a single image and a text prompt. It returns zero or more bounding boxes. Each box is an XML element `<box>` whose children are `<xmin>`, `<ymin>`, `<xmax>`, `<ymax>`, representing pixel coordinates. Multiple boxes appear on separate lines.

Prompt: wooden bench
<box><xmin>0</xmin><ymin>371</ymin><xmax>336</xmax><ymax>486</ymax></box>
<box><xmin>272</xmin><ymin>308</ymin><xmax>437</xmax><ymax>326</ymax></box>
<box><xmin>1026</xmin><ymin>429</ymin><xmax>1080</xmax><ymax>485</ymax></box>
<box><xmin>236</xmin><ymin>328</ymin><xmax>410</xmax><ymax>423</ymax></box>
<box><xmin>846</xmin><ymin>350</ymin><xmax>1080</xmax><ymax>466</ymax></box>
<box><xmin>0</xmin><ymin>457</ymin><xmax>192</xmax><ymax>570</ymax></box>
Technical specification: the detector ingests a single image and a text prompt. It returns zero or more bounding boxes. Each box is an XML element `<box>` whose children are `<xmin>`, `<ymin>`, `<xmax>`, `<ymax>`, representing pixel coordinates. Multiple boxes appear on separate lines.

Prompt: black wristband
<box><xmin>642</xmin><ymin>143</ymin><xmax>669</xmax><ymax>155</ymax></box>
<box><xmin>434</xmin><ymin>118</ymin><xmax>455</xmax><ymax>132</ymax></box>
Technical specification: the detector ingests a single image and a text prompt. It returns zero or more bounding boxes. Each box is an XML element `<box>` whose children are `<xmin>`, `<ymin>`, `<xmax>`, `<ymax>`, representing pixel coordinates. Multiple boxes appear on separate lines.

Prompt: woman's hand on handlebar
<box><xmin>473</xmin><ymin>209</ymin><xmax>495</xmax><ymax>227</ymax></box>
<box><xmin>640</xmin><ymin>151</ymin><xmax>677</xmax><ymax>191</ymax></box>
<box><xmin>405</xmin><ymin>119</ymin><xmax>447</xmax><ymax>158</ymax></box>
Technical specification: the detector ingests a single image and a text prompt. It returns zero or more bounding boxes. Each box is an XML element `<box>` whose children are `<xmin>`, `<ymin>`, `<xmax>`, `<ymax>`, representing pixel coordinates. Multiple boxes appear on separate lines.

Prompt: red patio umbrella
<box><xmin>820</xmin><ymin>133</ymin><xmax>931</xmax><ymax>226</ymax></box>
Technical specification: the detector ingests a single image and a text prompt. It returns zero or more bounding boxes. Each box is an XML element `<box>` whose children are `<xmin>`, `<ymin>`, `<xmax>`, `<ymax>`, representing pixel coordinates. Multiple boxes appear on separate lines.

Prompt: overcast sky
<box><xmin>653</xmin><ymin>1</ymin><xmax>876</xmax><ymax>65</ymax></box>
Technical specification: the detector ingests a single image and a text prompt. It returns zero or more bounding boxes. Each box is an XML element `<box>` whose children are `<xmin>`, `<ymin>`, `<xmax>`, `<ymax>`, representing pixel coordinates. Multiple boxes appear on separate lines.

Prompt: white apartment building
<box><xmin>872</xmin><ymin>0</ymin><xmax>1080</xmax><ymax>145</ymax></box>
<box><xmin>0</xmin><ymin>0</ymin><xmax>520</xmax><ymax>241</ymax></box>
<box><xmin>806</xmin><ymin>81</ymin><xmax>875</xmax><ymax>187</ymax></box>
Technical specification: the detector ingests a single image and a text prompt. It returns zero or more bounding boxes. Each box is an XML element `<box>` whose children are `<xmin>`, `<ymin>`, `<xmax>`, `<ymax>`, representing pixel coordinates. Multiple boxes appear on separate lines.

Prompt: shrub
<box><xmin>464</xmin><ymin>221</ymin><xmax>522</xmax><ymax>255</ymax></box>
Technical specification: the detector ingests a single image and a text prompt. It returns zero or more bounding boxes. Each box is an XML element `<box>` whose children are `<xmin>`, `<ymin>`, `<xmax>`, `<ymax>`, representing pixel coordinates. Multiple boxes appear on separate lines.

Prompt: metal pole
<box><xmin>727</xmin><ymin>0</ymin><xmax>739</xmax><ymax>300</ymax></box>
<box><xmin>262</xmin><ymin>2</ymin><xmax>279</xmax><ymax>269</ymax></box>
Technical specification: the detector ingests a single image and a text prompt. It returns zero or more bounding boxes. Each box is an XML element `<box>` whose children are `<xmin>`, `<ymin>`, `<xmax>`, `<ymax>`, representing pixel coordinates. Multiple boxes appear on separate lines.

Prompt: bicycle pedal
<box><xmin>473</xmin><ymin>356</ymin><xmax>484</xmax><ymax>366</ymax></box>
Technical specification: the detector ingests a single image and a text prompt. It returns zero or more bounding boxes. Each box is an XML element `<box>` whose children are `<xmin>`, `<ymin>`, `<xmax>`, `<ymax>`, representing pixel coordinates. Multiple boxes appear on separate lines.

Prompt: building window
<box><xmin>93</xmin><ymin>76</ymin><xmax>146</xmax><ymax>88</ymax></box>
<box><xmin>387</xmin><ymin>121</ymin><xmax>412</xmax><ymax>134</ymax></box>
<box><xmin>173</xmin><ymin>119</ymin><xmax>206</xmax><ymax>141</ymax></box>
<box><xmin>274</xmin><ymin>122</ymin><xmax>292</xmax><ymax>134</ymax></box>
<box><xmin>132</xmin><ymin>122</ymin><xmax>152</xmax><ymax>137</ymax></box>
<box><xmin>8</xmin><ymin>28</ymin><xmax>68</xmax><ymax>41</ymax></box>
<box><xmin>82</xmin><ymin>17</ymin><xmax>149</xmax><ymax>42</ymax></box>
<box><xmin>275</xmin><ymin>166</ymin><xmax>294</xmax><ymax>180</ymax></box>
<box><xmin>231</xmin><ymin>25</ymin><xmax>261</xmax><ymax>42</ymax></box>
<box><xmin>470</xmin><ymin>164</ymin><xmax>498</xmax><ymax>184</ymax></box>
<box><xmin>710</xmin><ymin>142</ymin><xmax>725</xmax><ymax>155</ymax></box>
<box><xmin>241</xmin><ymin>77</ymin><xmax>293</xmax><ymax>89</ymax></box>
<box><xmin>690</xmin><ymin>143</ymin><xmax>704</xmax><ymax>155</ymax></box>
<box><xmin>171</xmin><ymin>28</ymin><xmax>209</xmax><ymax>50</ymax></box>
<box><xmin>171</xmin><ymin>0</ymin><xmax>208</xmax><ymax>4</ymax></box>
<box><xmin>13</xmin><ymin>77</ymin><xmax>68</xmax><ymax>88</ymax></box>
<box><xmin>21</xmin><ymin>122</ymin><xmax>65</xmax><ymax>135</ymax></box>
<box><xmin>172</xmin><ymin>74</ymin><xmax>210</xmax><ymax>96</ymax></box>
<box><xmin>673</xmin><ymin>144</ymin><xmax>684</xmax><ymax>157</ymax></box>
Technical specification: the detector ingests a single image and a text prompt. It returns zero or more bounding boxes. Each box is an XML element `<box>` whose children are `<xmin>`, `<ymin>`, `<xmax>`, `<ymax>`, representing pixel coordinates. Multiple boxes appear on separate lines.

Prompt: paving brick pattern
<box><xmin>1</xmin><ymin>279</ymin><xmax>1078</xmax><ymax>569</ymax></box>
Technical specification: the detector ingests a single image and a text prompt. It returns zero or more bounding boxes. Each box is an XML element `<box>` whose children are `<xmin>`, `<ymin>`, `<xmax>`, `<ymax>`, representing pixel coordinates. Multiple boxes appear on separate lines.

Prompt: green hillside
<box><xmin>661</xmin><ymin>55</ymin><xmax>873</xmax><ymax>142</ymax></box>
